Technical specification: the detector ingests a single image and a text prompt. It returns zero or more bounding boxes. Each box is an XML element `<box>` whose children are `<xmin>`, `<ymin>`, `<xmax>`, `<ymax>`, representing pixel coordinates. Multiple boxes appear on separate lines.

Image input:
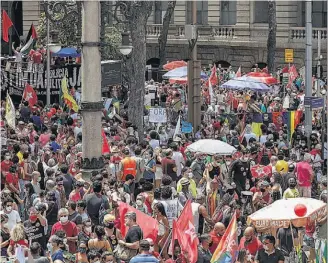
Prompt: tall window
<box><xmin>186</xmin><ymin>1</ymin><xmax>208</xmax><ymax>25</ymax></box>
<box><xmin>254</xmin><ymin>1</ymin><xmax>268</xmax><ymax>23</ymax></box>
<box><xmin>302</xmin><ymin>1</ymin><xmax>327</xmax><ymax>27</ymax></box>
<box><xmin>220</xmin><ymin>1</ymin><xmax>236</xmax><ymax>25</ymax></box>
<box><xmin>154</xmin><ymin>1</ymin><xmax>174</xmax><ymax>24</ymax></box>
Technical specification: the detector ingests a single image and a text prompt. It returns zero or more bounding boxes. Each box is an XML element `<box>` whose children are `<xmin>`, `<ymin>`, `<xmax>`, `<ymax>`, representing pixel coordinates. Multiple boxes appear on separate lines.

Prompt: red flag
<box><xmin>171</xmin><ymin>200</ymin><xmax>198</xmax><ymax>263</ymax></box>
<box><xmin>251</xmin><ymin>165</ymin><xmax>272</xmax><ymax>178</ymax></box>
<box><xmin>2</xmin><ymin>10</ymin><xmax>13</xmax><ymax>42</ymax></box>
<box><xmin>31</xmin><ymin>23</ymin><xmax>38</xmax><ymax>39</ymax></box>
<box><xmin>118</xmin><ymin>201</ymin><xmax>158</xmax><ymax>242</ymax></box>
<box><xmin>101</xmin><ymin>129</ymin><xmax>110</xmax><ymax>154</ymax></box>
<box><xmin>23</xmin><ymin>83</ymin><xmax>37</xmax><ymax>107</ymax></box>
<box><xmin>209</xmin><ymin>65</ymin><xmax>218</xmax><ymax>86</ymax></box>
<box><xmin>287</xmin><ymin>65</ymin><xmax>298</xmax><ymax>88</ymax></box>
<box><xmin>235</xmin><ymin>66</ymin><xmax>242</xmax><ymax>78</ymax></box>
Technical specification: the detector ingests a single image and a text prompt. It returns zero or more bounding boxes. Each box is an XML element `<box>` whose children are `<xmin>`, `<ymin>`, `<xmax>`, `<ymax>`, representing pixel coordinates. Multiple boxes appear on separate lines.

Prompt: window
<box><xmin>154</xmin><ymin>1</ymin><xmax>174</xmax><ymax>24</ymax></box>
<box><xmin>254</xmin><ymin>1</ymin><xmax>268</xmax><ymax>23</ymax></box>
<box><xmin>220</xmin><ymin>1</ymin><xmax>236</xmax><ymax>25</ymax></box>
<box><xmin>186</xmin><ymin>1</ymin><xmax>208</xmax><ymax>25</ymax></box>
<box><xmin>302</xmin><ymin>1</ymin><xmax>327</xmax><ymax>27</ymax></box>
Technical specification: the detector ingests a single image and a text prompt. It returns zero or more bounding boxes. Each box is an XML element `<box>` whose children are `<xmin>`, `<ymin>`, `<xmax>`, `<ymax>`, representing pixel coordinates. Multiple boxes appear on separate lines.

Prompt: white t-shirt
<box><xmin>0</xmin><ymin>210</ymin><xmax>21</xmax><ymax>231</ymax></box>
<box><xmin>172</xmin><ymin>151</ymin><xmax>185</xmax><ymax>177</ymax></box>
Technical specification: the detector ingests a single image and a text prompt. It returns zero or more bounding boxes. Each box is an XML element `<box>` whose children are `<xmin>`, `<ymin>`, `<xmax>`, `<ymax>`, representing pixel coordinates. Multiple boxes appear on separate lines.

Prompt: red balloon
<box><xmin>50</xmin><ymin>108</ymin><xmax>57</xmax><ymax>115</ymax></box>
<box><xmin>294</xmin><ymin>204</ymin><xmax>307</xmax><ymax>217</ymax></box>
<box><xmin>47</xmin><ymin>112</ymin><xmax>53</xmax><ymax>119</ymax></box>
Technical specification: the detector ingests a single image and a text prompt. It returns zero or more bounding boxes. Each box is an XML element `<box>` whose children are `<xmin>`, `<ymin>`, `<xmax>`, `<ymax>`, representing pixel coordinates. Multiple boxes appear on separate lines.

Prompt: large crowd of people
<box><xmin>0</xmin><ymin>64</ymin><xmax>327</xmax><ymax>263</ymax></box>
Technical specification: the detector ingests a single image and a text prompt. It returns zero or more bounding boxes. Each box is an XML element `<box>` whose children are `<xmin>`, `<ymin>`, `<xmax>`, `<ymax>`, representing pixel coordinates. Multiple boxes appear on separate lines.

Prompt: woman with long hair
<box><xmin>0</xmin><ymin>214</ymin><xmax>10</xmax><ymax>258</ymax></box>
<box><xmin>87</xmin><ymin>225</ymin><xmax>112</xmax><ymax>253</ymax></box>
<box><xmin>23</xmin><ymin>182</ymin><xmax>36</xmax><ymax>220</ymax></box>
<box><xmin>78</xmin><ymin>219</ymin><xmax>93</xmax><ymax>245</ymax></box>
<box><xmin>7</xmin><ymin>224</ymin><xmax>28</xmax><ymax>257</ymax></box>
<box><xmin>153</xmin><ymin>202</ymin><xmax>169</xmax><ymax>259</ymax></box>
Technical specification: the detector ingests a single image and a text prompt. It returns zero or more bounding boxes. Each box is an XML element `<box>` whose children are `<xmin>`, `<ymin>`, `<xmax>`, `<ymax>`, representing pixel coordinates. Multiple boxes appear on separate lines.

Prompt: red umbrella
<box><xmin>246</xmin><ymin>72</ymin><xmax>279</xmax><ymax>85</ymax></box>
<box><xmin>163</xmin><ymin>60</ymin><xmax>187</xmax><ymax>71</ymax></box>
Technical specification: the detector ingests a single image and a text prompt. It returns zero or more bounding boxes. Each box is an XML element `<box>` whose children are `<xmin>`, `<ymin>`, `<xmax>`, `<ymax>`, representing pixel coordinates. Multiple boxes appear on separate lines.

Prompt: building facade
<box><xmin>145</xmin><ymin>0</ymin><xmax>327</xmax><ymax>74</ymax></box>
<box><xmin>2</xmin><ymin>1</ymin><xmax>327</xmax><ymax>74</ymax></box>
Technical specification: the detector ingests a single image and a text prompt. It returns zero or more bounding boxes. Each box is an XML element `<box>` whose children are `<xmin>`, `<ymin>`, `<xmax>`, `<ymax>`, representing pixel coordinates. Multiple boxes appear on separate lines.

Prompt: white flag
<box><xmin>173</xmin><ymin>115</ymin><xmax>181</xmax><ymax>139</ymax></box>
<box><xmin>5</xmin><ymin>93</ymin><xmax>15</xmax><ymax>129</ymax></box>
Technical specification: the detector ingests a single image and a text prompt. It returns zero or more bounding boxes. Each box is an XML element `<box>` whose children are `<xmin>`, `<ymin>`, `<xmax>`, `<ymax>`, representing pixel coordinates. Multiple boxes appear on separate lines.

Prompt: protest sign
<box><xmin>181</xmin><ymin>121</ymin><xmax>193</xmax><ymax>133</ymax></box>
<box><xmin>149</xmin><ymin>108</ymin><xmax>167</xmax><ymax>123</ymax></box>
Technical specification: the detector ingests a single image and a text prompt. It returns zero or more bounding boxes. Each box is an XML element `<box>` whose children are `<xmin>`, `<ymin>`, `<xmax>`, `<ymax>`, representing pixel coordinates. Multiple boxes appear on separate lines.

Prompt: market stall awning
<box><xmin>163</xmin><ymin>60</ymin><xmax>187</xmax><ymax>71</ymax></box>
<box><xmin>53</xmin><ymin>47</ymin><xmax>81</xmax><ymax>58</ymax></box>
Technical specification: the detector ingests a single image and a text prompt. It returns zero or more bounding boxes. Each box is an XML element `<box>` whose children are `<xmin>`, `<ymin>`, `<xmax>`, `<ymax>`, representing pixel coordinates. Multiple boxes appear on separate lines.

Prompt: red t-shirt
<box><xmin>6</xmin><ymin>172</ymin><xmax>19</xmax><ymax>190</ymax></box>
<box><xmin>39</xmin><ymin>133</ymin><xmax>51</xmax><ymax>147</ymax></box>
<box><xmin>296</xmin><ymin>161</ymin><xmax>312</xmax><ymax>187</ymax></box>
<box><xmin>1</xmin><ymin>160</ymin><xmax>13</xmax><ymax>172</ymax></box>
<box><xmin>239</xmin><ymin>236</ymin><xmax>263</xmax><ymax>256</ymax></box>
<box><xmin>51</xmin><ymin>221</ymin><xmax>78</xmax><ymax>253</ymax></box>
<box><xmin>209</xmin><ymin>230</ymin><xmax>223</xmax><ymax>254</ymax></box>
<box><xmin>32</xmin><ymin>51</ymin><xmax>42</xmax><ymax>64</ymax></box>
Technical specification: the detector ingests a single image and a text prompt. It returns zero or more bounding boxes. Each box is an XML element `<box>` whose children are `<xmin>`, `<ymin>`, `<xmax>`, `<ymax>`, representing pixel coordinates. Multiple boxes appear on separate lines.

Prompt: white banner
<box><xmin>149</xmin><ymin>108</ymin><xmax>167</xmax><ymax>123</ymax></box>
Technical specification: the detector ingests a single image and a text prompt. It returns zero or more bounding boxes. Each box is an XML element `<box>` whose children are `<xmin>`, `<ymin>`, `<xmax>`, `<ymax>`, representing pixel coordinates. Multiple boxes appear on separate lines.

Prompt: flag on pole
<box><xmin>101</xmin><ymin>129</ymin><xmax>110</xmax><ymax>154</ymax></box>
<box><xmin>5</xmin><ymin>93</ymin><xmax>16</xmax><ymax>129</ymax></box>
<box><xmin>171</xmin><ymin>200</ymin><xmax>199</xmax><ymax>263</ymax></box>
<box><xmin>21</xmin><ymin>24</ymin><xmax>38</xmax><ymax>55</ymax></box>
<box><xmin>235</xmin><ymin>66</ymin><xmax>242</xmax><ymax>78</ymax></box>
<box><xmin>118</xmin><ymin>201</ymin><xmax>158</xmax><ymax>241</ymax></box>
<box><xmin>173</xmin><ymin>115</ymin><xmax>181</xmax><ymax>139</ymax></box>
<box><xmin>23</xmin><ymin>83</ymin><xmax>37</xmax><ymax>107</ymax></box>
<box><xmin>61</xmin><ymin>77</ymin><xmax>79</xmax><ymax>112</ymax></box>
<box><xmin>208</xmin><ymin>65</ymin><xmax>218</xmax><ymax>106</ymax></box>
<box><xmin>211</xmin><ymin>212</ymin><xmax>238</xmax><ymax>263</ymax></box>
<box><xmin>287</xmin><ymin>65</ymin><xmax>298</xmax><ymax>88</ymax></box>
<box><xmin>2</xmin><ymin>10</ymin><xmax>13</xmax><ymax>43</ymax></box>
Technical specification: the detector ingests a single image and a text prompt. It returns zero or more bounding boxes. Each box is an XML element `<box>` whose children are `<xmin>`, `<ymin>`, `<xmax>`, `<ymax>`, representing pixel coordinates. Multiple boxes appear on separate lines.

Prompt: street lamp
<box><xmin>119</xmin><ymin>32</ymin><xmax>133</xmax><ymax>56</ymax></box>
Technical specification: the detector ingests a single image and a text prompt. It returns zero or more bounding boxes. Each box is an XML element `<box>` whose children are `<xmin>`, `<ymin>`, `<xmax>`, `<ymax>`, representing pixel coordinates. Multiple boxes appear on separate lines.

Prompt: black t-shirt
<box><xmin>277</xmin><ymin>227</ymin><xmax>298</xmax><ymax>255</ymax></box>
<box><xmin>62</xmin><ymin>174</ymin><xmax>75</xmax><ymax>199</ymax></box>
<box><xmin>85</xmin><ymin>193</ymin><xmax>109</xmax><ymax>225</ymax></box>
<box><xmin>68</xmin><ymin>211</ymin><xmax>82</xmax><ymax>225</ymax></box>
<box><xmin>231</xmin><ymin>160</ymin><xmax>251</xmax><ymax>187</ymax></box>
<box><xmin>46</xmin><ymin>201</ymin><xmax>58</xmax><ymax>226</ymax></box>
<box><xmin>255</xmin><ymin>248</ymin><xmax>285</xmax><ymax>263</ymax></box>
<box><xmin>125</xmin><ymin>225</ymin><xmax>143</xmax><ymax>244</ymax></box>
<box><xmin>23</xmin><ymin>219</ymin><xmax>46</xmax><ymax>249</ymax></box>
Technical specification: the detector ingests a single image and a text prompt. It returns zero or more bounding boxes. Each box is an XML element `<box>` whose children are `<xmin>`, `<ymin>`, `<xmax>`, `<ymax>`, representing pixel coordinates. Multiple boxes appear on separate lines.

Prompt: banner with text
<box><xmin>149</xmin><ymin>108</ymin><xmax>167</xmax><ymax>123</ymax></box>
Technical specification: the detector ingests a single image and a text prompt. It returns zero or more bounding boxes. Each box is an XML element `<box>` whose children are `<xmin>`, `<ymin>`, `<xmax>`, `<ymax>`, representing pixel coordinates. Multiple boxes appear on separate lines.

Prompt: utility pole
<box><xmin>187</xmin><ymin>1</ymin><xmax>201</xmax><ymax>132</ymax></box>
<box><xmin>46</xmin><ymin>3</ymin><xmax>51</xmax><ymax>106</ymax></box>
<box><xmin>80</xmin><ymin>1</ymin><xmax>104</xmax><ymax>180</ymax></box>
<box><xmin>316</xmin><ymin>29</ymin><xmax>322</xmax><ymax>97</ymax></box>
<box><xmin>305</xmin><ymin>0</ymin><xmax>312</xmax><ymax>147</ymax></box>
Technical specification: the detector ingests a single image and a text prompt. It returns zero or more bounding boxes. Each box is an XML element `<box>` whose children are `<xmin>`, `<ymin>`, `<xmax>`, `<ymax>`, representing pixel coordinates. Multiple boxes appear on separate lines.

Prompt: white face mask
<box><xmin>37</xmin><ymin>177</ymin><xmax>42</xmax><ymax>182</ymax></box>
<box><xmin>60</xmin><ymin>216</ymin><xmax>68</xmax><ymax>223</ymax></box>
<box><xmin>263</xmin><ymin>245</ymin><xmax>269</xmax><ymax>251</ymax></box>
<box><xmin>94</xmin><ymin>261</ymin><xmax>101</xmax><ymax>263</ymax></box>
<box><xmin>118</xmin><ymin>188</ymin><xmax>124</xmax><ymax>194</ymax></box>
<box><xmin>5</xmin><ymin>156</ymin><xmax>10</xmax><ymax>160</ymax></box>
<box><xmin>6</xmin><ymin>206</ymin><xmax>12</xmax><ymax>212</ymax></box>
<box><xmin>149</xmin><ymin>246</ymin><xmax>154</xmax><ymax>252</ymax></box>
<box><xmin>188</xmin><ymin>172</ymin><xmax>193</xmax><ymax>179</ymax></box>
<box><xmin>136</xmin><ymin>200</ymin><xmax>143</xmax><ymax>206</ymax></box>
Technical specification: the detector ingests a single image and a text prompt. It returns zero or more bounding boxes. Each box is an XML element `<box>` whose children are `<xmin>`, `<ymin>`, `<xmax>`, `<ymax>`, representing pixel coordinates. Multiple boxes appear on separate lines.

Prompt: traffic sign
<box><xmin>285</xmin><ymin>49</ymin><xmax>294</xmax><ymax>63</ymax></box>
<box><xmin>304</xmin><ymin>96</ymin><xmax>324</xmax><ymax>110</ymax></box>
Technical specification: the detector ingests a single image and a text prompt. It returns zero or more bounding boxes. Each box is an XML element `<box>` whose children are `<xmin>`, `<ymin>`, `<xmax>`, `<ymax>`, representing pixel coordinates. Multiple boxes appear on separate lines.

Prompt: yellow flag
<box><xmin>61</xmin><ymin>77</ymin><xmax>79</xmax><ymax>112</ymax></box>
<box><xmin>5</xmin><ymin>93</ymin><xmax>16</xmax><ymax>129</ymax></box>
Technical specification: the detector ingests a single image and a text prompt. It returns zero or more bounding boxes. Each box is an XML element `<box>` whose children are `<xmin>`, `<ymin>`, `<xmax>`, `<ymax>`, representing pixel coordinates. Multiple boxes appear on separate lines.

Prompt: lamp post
<box><xmin>119</xmin><ymin>32</ymin><xmax>133</xmax><ymax>56</ymax></box>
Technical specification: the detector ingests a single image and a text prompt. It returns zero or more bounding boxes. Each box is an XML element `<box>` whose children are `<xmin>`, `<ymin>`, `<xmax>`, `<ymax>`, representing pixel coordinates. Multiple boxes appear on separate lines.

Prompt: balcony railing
<box><xmin>289</xmin><ymin>27</ymin><xmax>327</xmax><ymax>42</ymax></box>
<box><xmin>146</xmin><ymin>24</ymin><xmax>327</xmax><ymax>45</ymax></box>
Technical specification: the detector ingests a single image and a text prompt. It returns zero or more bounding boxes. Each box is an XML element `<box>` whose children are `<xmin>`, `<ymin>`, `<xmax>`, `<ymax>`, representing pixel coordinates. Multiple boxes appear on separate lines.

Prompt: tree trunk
<box><xmin>158</xmin><ymin>1</ymin><xmax>177</xmax><ymax>68</ymax></box>
<box><xmin>123</xmin><ymin>1</ymin><xmax>153</xmax><ymax>140</ymax></box>
<box><xmin>267</xmin><ymin>0</ymin><xmax>276</xmax><ymax>73</ymax></box>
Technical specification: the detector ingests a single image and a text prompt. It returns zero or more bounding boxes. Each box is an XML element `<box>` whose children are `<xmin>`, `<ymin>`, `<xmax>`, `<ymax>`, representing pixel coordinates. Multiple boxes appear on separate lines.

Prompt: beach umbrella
<box><xmin>221</xmin><ymin>76</ymin><xmax>271</xmax><ymax>92</ymax></box>
<box><xmin>163</xmin><ymin>60</ymin><xmax>187</xmax><ymax>71</ymax></box>
<box><xmin>163</xmin><ymin>66</ymin><xmax>208</xmax><ymax>80</ymax></box>
<box><xmin>246</xmin><ymin>72</ymin><xmax>279</xmax><ymax>85</ymax></box>
<box><xmin>187</xmin><ymin>139</ymin><xmax>237</xmax><ymax>155</ymax></box>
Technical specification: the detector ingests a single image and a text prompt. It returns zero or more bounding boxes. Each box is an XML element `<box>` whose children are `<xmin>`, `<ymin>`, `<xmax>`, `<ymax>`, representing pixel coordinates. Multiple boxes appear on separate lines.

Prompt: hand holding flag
<box><xmin>23</xmin><ymin>84</ymin><xmax>37</xmax><ymax>107</ymax></box>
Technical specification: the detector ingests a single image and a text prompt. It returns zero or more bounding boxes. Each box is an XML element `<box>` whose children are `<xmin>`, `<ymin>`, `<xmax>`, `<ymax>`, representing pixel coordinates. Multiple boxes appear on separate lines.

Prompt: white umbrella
<box><xmin>248</xmin><ymin>198</ymin><xmax>326</xmax><ymax>230</ymax></box>
<box><xmin>186</xmin><ymin>139</ymin><xmax>236</xmax><ymax>155</ymax></box>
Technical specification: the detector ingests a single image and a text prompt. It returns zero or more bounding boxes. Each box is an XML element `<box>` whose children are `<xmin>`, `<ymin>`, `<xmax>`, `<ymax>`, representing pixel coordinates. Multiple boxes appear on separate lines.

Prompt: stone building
<box><xmin>1</xmin><ymin>1</ymin><xmax>327</xmax><ymax>74</ymax></box>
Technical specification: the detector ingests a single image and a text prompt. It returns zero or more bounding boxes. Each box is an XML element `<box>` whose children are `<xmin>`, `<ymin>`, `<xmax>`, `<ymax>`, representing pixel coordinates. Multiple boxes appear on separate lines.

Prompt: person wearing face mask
<box><xmin>295</xmin><ymin>153</ymin><xmax>314</xmax><ymax>198</ymax></box>
<box><xmin>101</xmin><ymin>251</ymin><xmax>117</xmax><ymax>263</ymax></box>
<box><xmin>0</xmin><ymin>214</ymin><xmax>10</xmax><ymax>258</ymax></box>
<box><xmin>239</xmin><ymin>227</ymin><xmax>263</xmax><ymax>257</ymax></box>
<box><xmin>196</xmin><ymin>234</ymin><xmax>212</xmax><ymax>263</ymax></box>
<box><xmin>103</xmin><ymin>214</ymin><xmax>122</xmax><ymax>251</ymax></box>
<box><xmin>0</xmin><ymin>197</ymin><xmax>21</xmax><ymax>231</ymax></box>
<box><xmin>255</xmin><ymin>235</ymin><xmax>284</xmax><ymax>263</ymax></box>
<box><xmin>23</xmin><ymin>206</ymin><xmax>47</xmax><ymax>253</ymax></box>
<box><xmin>252</xmin><ymin>181</ymin><xmax>272</xmax><ymax>210</ymax></box>
<box><xmin>51</xmin><ymin>208</ymin><xmax>78</xmax><ymax>253</ymax></box>
<box><xmin>177</xmin><ymin>178</ymin><xmax>193</xmax><ymax>207</ymax></box>
<box><xmin>209</xmin><ymin>222</ymin><xmax>226</xmax><ymax>254</ymax></box>
<box><xmin>229</xmin><ymin>149</ymin><xmax>252</xmax><ymax>197</ymax></box>
<box><xmin>75</xmin><ymin>240</ymin><xmax>88</xmax><ymax>263</ymax></box>
<box><xmin>1</xmin><ymin>151</ymin><xmax>13</xmax><ymax>189</ymax></box>
<box><xmin>134</xmin><ymin>195</ymin><xmax>148</xmax><ymax>214</ymax></box>
<box><xmin>177</xmin><ymin>168</ymin><xmax>197</xmax><ymax>199</ymax></box>
<box><xmin>77</xmin><ymin>219</ymin><xmax>92</xmax><ymax>244</ymax></box>
<box><xmin>283</xmin><ymin>178</ymin><xmax>300</xmax><ymax>199</ymax></box>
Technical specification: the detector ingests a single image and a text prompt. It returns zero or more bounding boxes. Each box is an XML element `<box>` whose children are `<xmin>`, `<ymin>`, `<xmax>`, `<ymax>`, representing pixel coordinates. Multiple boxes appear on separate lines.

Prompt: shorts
<box><xmin>155</xmin><ymin>166</ymin><xmax>163</xmax><ymax>180</ymax></box>
<box><xmin>298</xmin><ymin>186</ymin><xmax>311</xmax><ymax>198</ymax></box>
